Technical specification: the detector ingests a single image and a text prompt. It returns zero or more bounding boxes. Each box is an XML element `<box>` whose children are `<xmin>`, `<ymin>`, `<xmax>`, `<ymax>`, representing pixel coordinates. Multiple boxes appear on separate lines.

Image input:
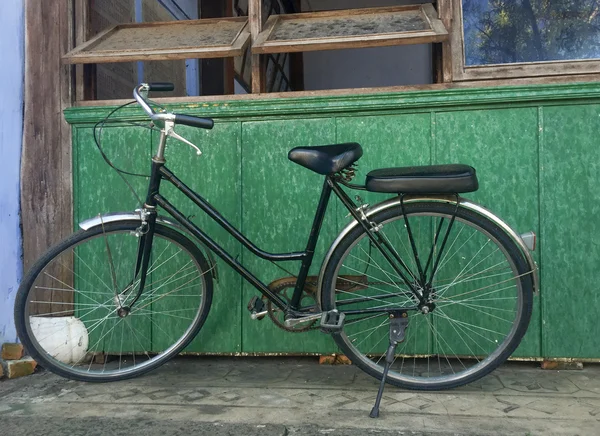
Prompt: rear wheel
<box><xmin>320</xmin><ymin>201</ymin><xmax>533</xmax><ymax>390</ymax></box>
<box><xmin>15</xmin><ymin>221</ymin><xmax>213</xmax><ymax>382</ymax></box>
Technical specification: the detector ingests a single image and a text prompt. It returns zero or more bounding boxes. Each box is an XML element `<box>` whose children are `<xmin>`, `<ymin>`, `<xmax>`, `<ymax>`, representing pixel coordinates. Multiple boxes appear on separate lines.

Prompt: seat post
<box><xmin>289</xmin><ymin>176</ymin><xmax>333</xmax><ymax>310</ymax></box>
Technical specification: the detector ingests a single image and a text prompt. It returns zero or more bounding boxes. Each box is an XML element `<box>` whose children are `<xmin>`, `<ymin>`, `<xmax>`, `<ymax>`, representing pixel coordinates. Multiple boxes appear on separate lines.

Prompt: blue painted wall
<box><xmin>0</xmin><ymin>0</ymin><xmax>24</xmax><ymax>344</ymax></box>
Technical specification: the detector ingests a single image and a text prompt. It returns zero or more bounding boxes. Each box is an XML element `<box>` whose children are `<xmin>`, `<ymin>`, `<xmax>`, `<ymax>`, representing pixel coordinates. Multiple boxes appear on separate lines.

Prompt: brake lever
<box><xmin>164</xmin><ymin>120</ymin><xmax>202</xmax><ymax>156</ymax></box>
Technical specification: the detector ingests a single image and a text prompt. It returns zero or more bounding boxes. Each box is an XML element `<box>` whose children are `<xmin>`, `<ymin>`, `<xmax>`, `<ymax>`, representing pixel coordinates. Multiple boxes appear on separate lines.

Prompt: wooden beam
<box><xmin>74</xmin><ymin>0</ymin><xmax>91</xmax><ymax>101</ymax></box>
<box><xmin>249</xmin><ymin>0</ymin><xmax>266</xmax><ymax>93</ymax></box>
<box><xmin>438</xmin><ymin>0</ymin><xmax>453</xmax><ymax>83</ymax></box>
<box><xmin>21</xmin><ymin>0</ymin><xmax>73</xmax><ymax>275</ymax></box>
<box><xmin>224</xmin><ymin>0</ymin><xmax>235</xmax><ymax>95</ymax></box>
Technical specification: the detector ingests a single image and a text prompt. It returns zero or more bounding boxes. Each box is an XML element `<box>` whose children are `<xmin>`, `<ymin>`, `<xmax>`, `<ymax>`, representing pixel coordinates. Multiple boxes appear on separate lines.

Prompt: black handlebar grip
<box><xmin>148</xmin><ymin>82</ymin><xmax>175</xmax><ymax>92</ymax></box>
<box><xmin>174</xmin><ymin>113</ymin><xmax>214</xmax><ymax>130</ymax></box>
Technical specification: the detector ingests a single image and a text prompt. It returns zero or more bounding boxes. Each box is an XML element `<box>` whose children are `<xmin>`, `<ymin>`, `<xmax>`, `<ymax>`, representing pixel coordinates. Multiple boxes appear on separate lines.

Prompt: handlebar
<box><xmin>174</xmin><ymin>113</ymin><xmax>214</xmax><ymax>129</ymax></box>
<box><xmin>148</xmin><ymin>82</ymin><xmax>175</xmax><ymax>92</ymax></box>
<box><xmin>133</xmin><ymin>83</ymin><xmax>214</xmax><ymax>130</ymax></box>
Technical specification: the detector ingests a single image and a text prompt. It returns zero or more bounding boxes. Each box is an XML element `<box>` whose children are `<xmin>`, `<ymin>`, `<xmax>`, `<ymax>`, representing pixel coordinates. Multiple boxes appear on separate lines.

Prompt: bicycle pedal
<box><xmin>320</xmin><ymin>310</ymin><xmax>346</xmax><ymax>333</ymax></box>
<box><xmin>247</xmin><ymin>296</ymin><xmax>267</xmax><ymax>320</ymax></box>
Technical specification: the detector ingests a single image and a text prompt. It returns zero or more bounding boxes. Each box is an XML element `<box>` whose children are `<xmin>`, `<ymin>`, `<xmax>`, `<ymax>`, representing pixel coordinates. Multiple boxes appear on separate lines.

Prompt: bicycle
<box><xmin>15</xmin><ymin>83</ymin><xmax>538</xmax><ymax>417</ymax></box>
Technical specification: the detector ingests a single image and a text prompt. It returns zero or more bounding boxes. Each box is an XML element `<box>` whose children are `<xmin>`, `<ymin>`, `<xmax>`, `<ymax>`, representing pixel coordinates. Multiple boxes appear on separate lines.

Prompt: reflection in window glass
<box><xmin>462</xmin><ymin>0</ymin><xmax>600</xmax><ymax>66</ymax></box>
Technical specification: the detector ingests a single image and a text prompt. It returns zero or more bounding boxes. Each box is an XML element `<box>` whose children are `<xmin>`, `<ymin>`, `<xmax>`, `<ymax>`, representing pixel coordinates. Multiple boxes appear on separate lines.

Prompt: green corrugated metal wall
<box><xmin>65</xmin><ymin>82</ymin><xmax>600</xmax><ymax>359</ymax></box>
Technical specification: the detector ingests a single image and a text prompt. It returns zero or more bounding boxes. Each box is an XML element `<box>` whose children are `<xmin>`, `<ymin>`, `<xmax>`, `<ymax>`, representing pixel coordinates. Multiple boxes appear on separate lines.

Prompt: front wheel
<box><xmin>320</xmin><ymin>201</ymin><xmax>534</xmax><ymax>390</ymax></box>
<box><xmin>15</xmin><ymin>221</ymin><xmax>213</xmax><ymax>382</ymax></box>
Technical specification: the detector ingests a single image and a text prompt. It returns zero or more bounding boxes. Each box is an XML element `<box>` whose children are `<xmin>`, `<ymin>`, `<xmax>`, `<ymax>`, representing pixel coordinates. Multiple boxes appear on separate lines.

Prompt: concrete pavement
<box><xmin>1</xmin><ymin>356</ymin><xmax>599</xmax><ymax>435</ymax></box>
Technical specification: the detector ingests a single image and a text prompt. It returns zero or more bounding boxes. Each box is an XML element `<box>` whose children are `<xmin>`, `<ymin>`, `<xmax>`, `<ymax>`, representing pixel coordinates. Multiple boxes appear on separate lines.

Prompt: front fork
<box><xmin>118</xmin><ymin>159</ymin><xmax>164</xmax><ymax>315</ymax></box>
<box><xmin>124</xmin><ymin>208</ymin><xmax>158</xmax><ymax>312</ymax></box>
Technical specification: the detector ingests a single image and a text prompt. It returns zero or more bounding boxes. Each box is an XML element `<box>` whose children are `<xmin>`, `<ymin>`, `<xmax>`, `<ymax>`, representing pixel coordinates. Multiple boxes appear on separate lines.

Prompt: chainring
<box><xmin>263</xmin><ymin>278</ymin><xmax>319</xmax><ymax>333</ymax></box>
<box><xmin>263</xmin><ymin>274</ymin><xmax>370</xmax><ymax>333</ymax></box>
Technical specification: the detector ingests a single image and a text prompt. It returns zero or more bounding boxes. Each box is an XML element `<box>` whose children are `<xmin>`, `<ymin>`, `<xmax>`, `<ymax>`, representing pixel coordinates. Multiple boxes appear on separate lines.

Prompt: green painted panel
<box><xmin>74</xmin><ymin>125</ymin><xmax>153</xmax><ymax>355</ymax></box>
<box><xmin>240</xmin><ymin>118</ymin><xmax>337</xmax><ymax>353</ymax></box>
<box><xmin>74</xmin><ymin>122</ymin><xmax>243</xmax><ymax>353</ymax></box>
<box><xmin>67</xmin><ymin>82</ymin><xmax>600</xmax><ymax>359</ymax></box>
<box><xmin>336</xmin><ymin>113</ymin><xmax>432</xmax><ymax>204</ymax></box>
<box><xmin>435</xmin><ymin>108</ymin><xmax>541</xmax><ymax>358</ymax></box>
<box><xmin>75</xmin><ymin>125</ymin><xmax>151</xmax><ymax>223</ymax></box>
<box><xmin>541</xmin><ymin>105</ymin><xmax>600</xmax><ymax>358</ymax></box>
<box><xmin>335</xmin><ymin>114</ymin><xmax>432</xmax><ymax>355</ymax></box>
<box><xmin>156</xmin><ymin>122</ymin><xmax>243</xmax><ymax>353</ymax></box>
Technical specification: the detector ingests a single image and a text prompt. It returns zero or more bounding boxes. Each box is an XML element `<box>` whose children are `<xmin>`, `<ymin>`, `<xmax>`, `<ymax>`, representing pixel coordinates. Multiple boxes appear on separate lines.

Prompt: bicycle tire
<box><xmin>320</xmin><ymin>201</ymin><xmax>533</xmax><ymax>390</ymax></box>
<box><xmin>15</xmin><ymin>220</ymin><xmax>213</xmax><ymax>382</ymax></box>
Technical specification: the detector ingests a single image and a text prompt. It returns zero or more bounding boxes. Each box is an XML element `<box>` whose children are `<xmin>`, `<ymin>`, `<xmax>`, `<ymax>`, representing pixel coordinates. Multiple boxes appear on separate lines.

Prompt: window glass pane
<box><xmin>463</xmin><ymin>0</ymin><xmax>600</xmax><ymax>66</ymax></box>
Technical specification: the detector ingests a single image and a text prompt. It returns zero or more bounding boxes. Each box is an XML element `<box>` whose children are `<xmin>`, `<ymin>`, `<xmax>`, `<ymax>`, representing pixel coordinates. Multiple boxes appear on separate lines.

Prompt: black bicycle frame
<box><xmin>135</xmin><ymin>159</ymin><xmax>424</xmax><ymax>316</ymax></box>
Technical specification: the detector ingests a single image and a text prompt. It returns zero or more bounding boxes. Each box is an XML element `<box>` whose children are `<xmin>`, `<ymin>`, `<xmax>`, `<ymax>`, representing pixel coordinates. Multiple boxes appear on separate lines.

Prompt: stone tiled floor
<box><xmin>1</xmin><ymin>357</ymin><xmax>599</xmax><ymax>435</ymax></box>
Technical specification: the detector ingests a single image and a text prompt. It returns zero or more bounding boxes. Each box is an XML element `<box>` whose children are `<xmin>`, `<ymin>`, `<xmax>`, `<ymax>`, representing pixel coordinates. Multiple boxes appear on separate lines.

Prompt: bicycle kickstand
<box><xmin>370</xmin><ymin>311</ymin><xmax>409</xmax><ymax>418</ymax></box>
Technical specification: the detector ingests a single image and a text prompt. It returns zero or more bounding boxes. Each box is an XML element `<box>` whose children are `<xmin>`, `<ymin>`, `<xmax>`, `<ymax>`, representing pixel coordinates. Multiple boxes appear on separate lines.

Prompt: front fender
<box><xmin>317</xmin><ymin>195</ymin><xmax>539</xmax><ymax>303</ymax></box>
<box><xmin>79</xmin><ymin>211</ymin><xmax>219</xmax><ymax>282</ymax></box>
<box><xmin>79</xmin><ymin>211</ymin><xmax>151</xmax><ymax>230</ymax></box>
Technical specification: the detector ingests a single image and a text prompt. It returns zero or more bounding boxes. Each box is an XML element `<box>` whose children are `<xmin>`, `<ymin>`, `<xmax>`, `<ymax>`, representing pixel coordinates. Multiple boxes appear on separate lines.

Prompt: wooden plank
<box><xmin>224</xmin><ymin>0</ymin><xmax>235</xmax><ymax>95</ymax></box>
<box><xmin>74</xmin><ymin>0</ymin><xmax>90</xmax><ymax>101</ymax></box>
<box><xmin>268</xmin><ymin>11</ymin><xmax>431</xmax><ymax>41</ymax></box>
<box><xmin>252</xmin><ymin>3</ymin><xmax>448</xmax><ymax>54</ymax></box>
<box><xmin>252</xmin><ymin>14</ymin><xmax>278</xmax><ymax>49</ymax></box>
<box><xmin>461</xmin><ymin>58</ymin><xmax>600</xmax><ymax>81</ymax></box>
<box><xmin>437</xmin><ymin>0</ymin><xmax>453</xmax><ymax>83</ymax></box>
<box><xmin>65</xmin><ymin>42</ymin><xmax>250</xmax><ymax>64</ymax></box>
<box><xmin>22</xmin><ymin>0</ymin><xmax>74</xmax><ymax>311</ymax></box>
<box><xmin>63</xmin><ymin>17</ymin><xmax>250</xmax><ymax>64</ymax></box>
<box><xmin>449</xmin><ymin>0</ymin><xmax>467</xmax><ymax>81</ymax></box>
<box><xmin>541</xmin><ymin>360</ymin><xmax>583</xmax><ymax>370</ymax></box>
<box><xmin>275</xmin><ymin>4</ymin><xmax>425</xmax><ymax>20</ymax></box>
<box><xmin>70</xmin><ymin>71</ymin><xmax>600</xmax><ymax>107</ymax></box>
<box><xmin>253</xmin><ymin>32</ymin><xmax>448</xmax><ymax>54</ymax></box>
<box><xmin>251</xmin><ymin>56</ymin><xmax>266</xmax><ymax>93</ymax></box>
<box><xmin>249</xmin><ymin>0</ymin><xmax>265</xmax><ymax>93</ymax></box>
<box><xmin>424</xmin><ymin>3</ymin><xmax>447</xmax><ymax>39</ymax></box>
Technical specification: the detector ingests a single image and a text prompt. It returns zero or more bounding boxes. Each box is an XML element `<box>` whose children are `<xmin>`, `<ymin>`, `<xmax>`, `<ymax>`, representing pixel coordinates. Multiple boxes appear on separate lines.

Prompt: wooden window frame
<box><xmin>448</xmin><ymin>0</ymin><xmax>600</xmax><ymax>82</ymax></box>
<box><xmin>69</xmin><ymin>1</ymin><xmax>451</xmax><ymax>98</ymax></box>
<box><xmin>251</xmin><ymin>4</ymin><xmax>448</xmax><ymax>55</ymax></box>
<box><xmin>67</xmin><ymin>0</ymin><xmax>600</xmax><ymax>104</ymax></box>
<box><xmin>63</xmin><ymin>17</ymin><xmax>251</xmax><ymax>64</ymax></box>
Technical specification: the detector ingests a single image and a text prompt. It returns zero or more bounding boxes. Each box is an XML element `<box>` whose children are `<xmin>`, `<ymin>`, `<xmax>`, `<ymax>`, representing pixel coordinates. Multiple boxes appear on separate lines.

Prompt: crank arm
<box><xmin>284</xmin><ymin>312</ymin><xmax>323</xmax><ymax>328</ymax></box>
